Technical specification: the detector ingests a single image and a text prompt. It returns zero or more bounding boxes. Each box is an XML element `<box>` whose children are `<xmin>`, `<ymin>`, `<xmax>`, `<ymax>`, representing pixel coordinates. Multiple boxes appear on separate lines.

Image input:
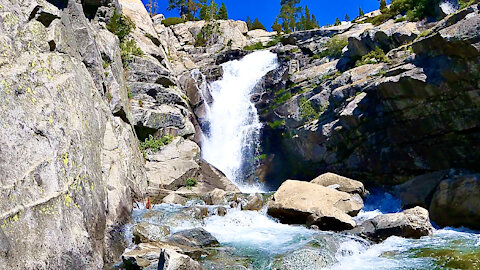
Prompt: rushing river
<box><xmin>129</xmin><ymin>193</ymin><xmax>480</xmax><ymax>269</ymax></box>
<box><xmin>126</xmin><ymin>51</ymin><xmax>479</xmax><ymax>269</ymax></box>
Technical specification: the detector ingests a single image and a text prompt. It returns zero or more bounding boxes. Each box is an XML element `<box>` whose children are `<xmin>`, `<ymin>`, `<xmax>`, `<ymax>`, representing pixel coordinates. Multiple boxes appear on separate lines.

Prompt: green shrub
<box><xmin>319</xmin><ymin>36</ymin><xmax>348</xmax><ymax>59</ymax></box>
<box><xmin>268</xmin><ymin>120</ymin><xmax>285</xmax><ymax>129</ymax></box>
<box><xmin>120</xmin><ymin>38</ymin><xmax>143</xmax><ymax>66</ymax></box>
<box><xmin>355</xmin><ymin>47</ymin><xmax>389</xmax><ymax>66</ymax></box>
<box><xmin>365</xmin><ymin>0</ymin><xmax>441</xmax><ymax>25</ymax></box>
<box><xmin>107</xmin><ymin>11</ymin><xmax>135</xmax><ymax>42</ymax></box>
<box><xmin>194</xmin><ymin>23</ymin><xmax>219</xmax><ymax>47</ymax></box>
<box><xmin>139</xmin><ymin>135</ymin><xmax>173</xmax><ymax>153</ymax></box>
<box><xmin>299</xmin><ymin>97</ymin><xmax>320</xmax><ymax>122</ymax></box>
<box><xmin>244</xmin><ymin>42</ymin><xmax>264</xmax><ymax>51</ymax></box>
<box><xmin>161</xmin><ymin>17</ymin><xmax>185</xmax><ymax>27</ymax></box>
<box><xmin>459</xmin><ymin>0</ymin><xmax>477</xmax><ymax>9</ymax></box>
<box><xmin>274</xmin><ymin>91</ymin><xmax>292</xmax><ymax>105</ymax></box>
<box><xmin>186</xmin><ymin>177</ymin><xmax>198</xmax><ymax>188</ymax></box>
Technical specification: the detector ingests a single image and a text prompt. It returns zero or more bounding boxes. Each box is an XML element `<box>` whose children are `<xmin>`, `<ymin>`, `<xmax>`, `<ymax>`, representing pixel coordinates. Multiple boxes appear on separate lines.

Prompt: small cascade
<box><xmin>194</xmin><ymin>51</ymin><xmax>278</xmax><ymax>192</ymax></box>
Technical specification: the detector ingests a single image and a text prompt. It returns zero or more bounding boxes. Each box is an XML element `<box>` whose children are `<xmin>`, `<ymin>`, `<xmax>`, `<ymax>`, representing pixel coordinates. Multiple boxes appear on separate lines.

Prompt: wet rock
<box><xmin>122</xmin><ymin>242</ymin><xmax>204</xmax><ymax>269</ymax></box>
<box><xmin>348</xmin><ymin>207</ymin><xmax>433</xmax><ymax>242</ymax></box>
<box><xmin>217</xmin><ymin>206</ymin><xmax>228</xmax><ymax>216</ymax></box>
<box><xmin>267</xmin><ymin>180</ymin><xmax>363</xmax><ymax>231</ymax></box>
<box><xmin>205</xmin><ymin>188</ymin><xmax>228</xmax><ymax>205</ymax></box>
<box><xmin>133</xmin><ymin>222</ymin><xmax>171</xmax><ymax>244</ymax></box>
<box><xmin>429</xmin><ymin>173</ymin><xmax>480</xmax><ymax>230</ymax></box>
<box><xmin>162</xmin><ymin>193</ymin><xmax>188</xmax><ymax>205</ymax></box>
<box><xmin>273</xmin><ymin>248</ymin><xmax>335</xmax><ymax>270</ymax></box>
<box><xmin>158</xmin><ymin>248</ymin><xmax>203</xmax><ymax>270</ymax></box>
<box><xmin>311</xmin><ymin>173</ymin><xmax>367</xmax><ymax>197</ymax></box>
<box><xmin>167</xmin><ymin>228</ymin><xmax>219</xmax><ymax>248</ymax></box>
<box><xmin>393</xmin><ymin>171</ymin><xmax>448</xmax><ymax>209</ymax></box>
<box><xmin>241</xmin><ymin>193</ymin><xmax>264</xmax><ymax>211</ymax></box>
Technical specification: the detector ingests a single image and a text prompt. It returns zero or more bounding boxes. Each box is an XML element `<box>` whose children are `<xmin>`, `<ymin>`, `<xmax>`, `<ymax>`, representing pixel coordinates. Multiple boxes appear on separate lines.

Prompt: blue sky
<box><xmin>143</xmin><ymin>0</ymin><xmax>381</xmax><ymax>30</ymax></box>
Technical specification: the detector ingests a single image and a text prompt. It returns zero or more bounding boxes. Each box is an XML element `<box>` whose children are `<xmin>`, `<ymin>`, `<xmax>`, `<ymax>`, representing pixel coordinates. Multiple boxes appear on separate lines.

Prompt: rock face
<box><xmin>0</xmin><ymin>0</ymin><xmax>148</xmax><ymax>268</ymax></box>
<box><xmin>267</xmin><ymin>180</ymin><xmax>363</xmax><ymax>231</ymax></box>
<box><xmin>256</xmin><ymin>3</ymin><xmax>480</xmax><ymax>201</ymax></box>
<box><xmin>348</xmin><ymin>207</ymin><xmax>434</xmax><ymax>242</ymax></box>
<box><xmin>311</xmin><ymin>173</ymin><xmax>366</xmax><ymax>197</ymax></box>
<box><xmin>429</xmin><ymin>173</ymin><xmax>480</xmax><ymax>230</ymax></box>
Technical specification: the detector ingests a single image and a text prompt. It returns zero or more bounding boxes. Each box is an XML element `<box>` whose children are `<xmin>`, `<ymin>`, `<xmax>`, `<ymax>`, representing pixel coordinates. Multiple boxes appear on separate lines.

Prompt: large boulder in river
<box><xmin>267</xmin><ymin>180</ymin><xmax>363</xmax><ymax>231</ymax></box>
<box><xmin>133</xmin><ymin>222</ymin><xmax>170</xmax><ymax>244</ymax></box>
<box><xmin>167</xmin><ymin>228</ymin><xmax>219</xmax><ymax>248</ymax></box>
<box><xmin>429</xmin><ymin>174</ymin><xmax>480</xmax><ymax>230</ymax></box>
<box><xmin>311</xmin><ymin>173</ymin><xmax>367</xmax><ymax>197</ymax></box>
<box><xmin>348</xmin><ymin>207</ymin><xmax>433</xmax><ymax>242</ymax></box>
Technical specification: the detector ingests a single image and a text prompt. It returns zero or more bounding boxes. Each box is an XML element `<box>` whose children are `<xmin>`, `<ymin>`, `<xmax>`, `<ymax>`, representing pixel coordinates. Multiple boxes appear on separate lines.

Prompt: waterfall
<box><xmin>197</xmin><ymin>51</ymin><xmax>278</xmax><ymax>192</ymax></box>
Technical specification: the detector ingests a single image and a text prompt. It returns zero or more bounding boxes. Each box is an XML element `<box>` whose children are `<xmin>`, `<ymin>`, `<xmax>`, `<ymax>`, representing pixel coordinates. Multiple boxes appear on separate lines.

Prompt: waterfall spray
<box><xmin>197</xmin><ymin>51</ymin><xmax>278</xmax><ymax>192</ymax></box>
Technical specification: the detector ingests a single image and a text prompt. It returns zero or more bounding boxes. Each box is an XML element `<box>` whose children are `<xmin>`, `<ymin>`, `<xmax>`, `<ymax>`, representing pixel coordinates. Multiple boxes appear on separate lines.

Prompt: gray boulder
<box><xmin>348</xmin><ymin>207</ymin><xmax>433</xmax><ymax>242</ymax></box>
<box><xmin>133</xmin><ymin>222</ymin><xmax>171</xmax><ymax>244</ymax></box>
<box><xmin>167</xmin><ymin>228</ymin><xmax>219</xmax><ymax>248</ymax></box>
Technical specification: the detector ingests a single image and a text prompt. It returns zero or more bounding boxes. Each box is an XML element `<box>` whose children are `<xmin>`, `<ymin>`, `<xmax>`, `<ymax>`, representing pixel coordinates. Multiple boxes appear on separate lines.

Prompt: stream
<box><xmin>126</xmin><ymin>51</ymin><xmax>480</xmax><ymax>269</ymax></box>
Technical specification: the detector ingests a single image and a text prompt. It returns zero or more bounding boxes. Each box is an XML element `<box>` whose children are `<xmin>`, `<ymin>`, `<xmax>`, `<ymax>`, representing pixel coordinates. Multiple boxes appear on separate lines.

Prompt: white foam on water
<box><xmin>203</xmin><ymin>207</ymin><xmax>315</xmax><ymax>255</ymax></box>
<box><xmin>200</xmin><ymin>51</ymin><xmax>278</xmax><ymax>193</ymax></box>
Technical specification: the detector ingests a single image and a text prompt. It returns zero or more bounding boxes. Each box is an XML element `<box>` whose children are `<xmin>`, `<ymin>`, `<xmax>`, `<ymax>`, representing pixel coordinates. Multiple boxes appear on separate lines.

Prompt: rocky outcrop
<box><xmin>267</xmin><ymin>180</ymin><xmax>363</xmax><ymax>231</ymax></box>
<box><xmin>0</xmin><ymin>0</ymin><xmax>150</xmax><ymax>268</ymax></box>
<box><xmin>311</xmin><ymin>172</ymin><xmax>366</xmax><ymax>197</ymax></box>
<box><xmin>348</xmin><ymin>207</ymin><xmax>434</xmax><ymax>242</ymax></box>
<box><xmin>257</xmin><ymin>3</ymin><xmax>480</xmax><ymax>192</ymax></box>
<box><xmin>429</xmin><ymin>173</ymin><xmax>480</xmax><ymax>230</ymax></box>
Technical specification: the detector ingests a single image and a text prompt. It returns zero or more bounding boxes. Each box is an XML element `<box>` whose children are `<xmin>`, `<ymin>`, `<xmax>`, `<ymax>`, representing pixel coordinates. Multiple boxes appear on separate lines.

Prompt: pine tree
<box><xmin>187</xmin><ymin>0</ymin><xmax>201</xmax><ymax>20</ymax></box>
<box><xmin>334</xmin><ymin>17</ymin><xmax>341</xmax><ymax>26</ymax></box>
<box><xmin>278</xmin><ymin>0</ymin><xmax>301</xmax><ymax>33</ymax></box>
<box><xmin>168</xmin><ymin>0</ymin><xmax>188</xmax><ymax>18</ymax></box>
<box><xmin>379</xmin><ymin>0</ymin><xmax>387</xmax><ymax>12</ymax></box>
<box><xmin>246</xmin><ymin>16</ymin><xmax>253</xmax><ymax>30</ymax></box>
<box><xmin>345</xmin><ymin>14</ymin><xmax>350</xmax><ymax>21</ymax></box>
<box><xmin>271</xmin><ymin>18</ymin><xmax>282</xmax><ymax>33</ymax></box>
<box><xmin>311</xmin><ymin>14</ymin><xmax>319</xmax><ymax>28</ymax></box>
<box><xmin>217</xmin><ymin>2</ymin><xmax>228</xmax><ymax>20</ymax></box>
<box><xmin>358</xmin><ymin>6</ymin><xmax>365</xmax><ymax>17</ymax></box>
<box><xmin>199</xmin><ymin>0</ymin><xmax>218</xmax><ymax>21</ymax></box>
<box><xmin>251</xmin><ymin>18</ymin><xmax>266</xmax><ymax>30</ymax></box>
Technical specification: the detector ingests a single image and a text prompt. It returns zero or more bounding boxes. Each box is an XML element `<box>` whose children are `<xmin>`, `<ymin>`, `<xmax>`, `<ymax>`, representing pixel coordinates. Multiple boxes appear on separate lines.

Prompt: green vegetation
<box><xmin>297</xmin><ymin>5</ymin><xmax>319</xmax><ymax>30</ymax></box>
<box><xmin>247</xmin><ymin>17</ymin><xmax>266</xmax><ymax>31</ymax></box>
<box><xmin>355</xmin><ymin>47</ymin><xmax>389</xmax><ymax>66</ymax></box>
<box><xmin>139</xmin><ymin>134</ymin><xmax>174</xmax><ymax>153</ymax></box>
<box><xmin>186</xmin><ymin>177</ymin><xmax>198</xmax><ymax>188</ymax></box>
<box><xmin>161</xmin><ymin>17</ymin><xmax>185</xmax><ymax>26</ymax></box>
<box><xmin>107</xmin><ymin>11</ymin><xmax>135</xmax><ymax>41</ymax></box>
<box><xmin>334</xmin><ymin>17</ymin><xmax>341</xmax><ymax>26</ymax></box>
<box><xmin>268</xmin><ymin>120</ymin><xmax>286</xmax><ymax>129</ymax></box>
<box><xmin>318</xmin><ymin>36</ymin><xmax>348</xmax><ymax>59</ymax></box>
<box><xmin>274</xmin><ymin>91</ymin><xmax>292</xmax><ymax>105</ymax></box>
<box><xmin>299</xmin><ymin>97</ymin><xmax>321</xmax><ymax>122</ymax></box>
<box><xmin>106</xmin><ymin>11</ymin><xmax>143</xmax><ymax>66</ymax></box>
<box><xmin>459</xmin><ymin>0</ymin><xmax>477</xmax><ymax>9</ymax></box>
<box><xmin>194</xmin><ymin>22</ymin><xmax>220</xmax><ymax>47</ymax></box>
<box><xmin>120</xmin><ymin>39</ymin><xmax>143</xmax><ymax>66</ymax></box>
<box><xmin>244</xmin><ymin>42</ymin><xmax>264</xmax><ymax>51</ymax></box>
<box><xmin>365</xmin><ymin>0</ymin><xmax>441</xmax><ymax>25</ymax></box>
<box><xmin>255</xmin><ymin>154</ymin><xmax>268</xmax><ymax>161</ymax></box>
<box><xmin>276</xmin><ymin>1</ymin><xmax>319</xmax><ymax>33</ymax></box>
<box><xmin>271</xmin><ymin>18</ymin><xmax>282</xmax><ymax>33</ymax></box>
<box><xmin>167</xmin><ymin>0</ymin><xmax>227</xmax><ymax>21</ymax></box>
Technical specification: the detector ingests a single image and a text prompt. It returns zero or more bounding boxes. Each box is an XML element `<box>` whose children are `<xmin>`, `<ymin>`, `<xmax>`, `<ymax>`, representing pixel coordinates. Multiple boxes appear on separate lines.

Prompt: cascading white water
<box><xmin>199</xmin><ymin>51</ymin><xmax>278</xmax><ymax>192</ymax></box>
